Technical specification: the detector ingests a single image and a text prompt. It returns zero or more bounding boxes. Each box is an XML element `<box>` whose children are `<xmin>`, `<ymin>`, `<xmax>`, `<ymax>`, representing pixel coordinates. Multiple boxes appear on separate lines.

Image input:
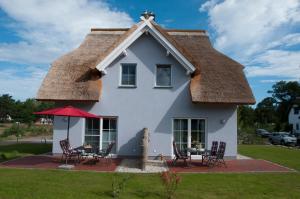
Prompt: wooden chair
<box><xmin>59</xmin><ymin>139</ymin><xmax>81</xmax><ymax>164</ymax></box>
<box><xmin>172</xmin><ymin>141</ymin><xmax>189</xmax><ymax>166</ymax></box>
<box><xmin>208</xmin><ymin>141</ymin><xmax>227</xmax><ymax>167</ymax></box>
<box><xmin>202</xmin><ymin>141</ymin><xmax>218</xmax><ymax>164</ymax></box>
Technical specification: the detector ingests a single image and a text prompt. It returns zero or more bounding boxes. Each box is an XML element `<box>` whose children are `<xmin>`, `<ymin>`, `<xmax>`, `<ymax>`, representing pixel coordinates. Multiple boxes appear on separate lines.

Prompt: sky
<box><xmin>0</xmin><ymin>0</ymin><xmax>299</xmax><ymax>104</ymax></box>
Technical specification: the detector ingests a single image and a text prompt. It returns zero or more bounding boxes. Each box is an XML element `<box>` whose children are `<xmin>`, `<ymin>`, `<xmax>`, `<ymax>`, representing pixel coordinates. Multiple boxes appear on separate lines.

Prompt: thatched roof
<box><xmin>37</xmin><ymin>22</ymin><xmax>255</xmax><ymax>104</ymax></box>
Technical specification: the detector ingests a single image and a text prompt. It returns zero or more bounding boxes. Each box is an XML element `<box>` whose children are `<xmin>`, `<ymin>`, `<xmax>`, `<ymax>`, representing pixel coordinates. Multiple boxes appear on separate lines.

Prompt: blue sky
<box><xmin>0</xmin><ymin>0</ymin><xmax>299</xmax><ymax>104</ymax></box>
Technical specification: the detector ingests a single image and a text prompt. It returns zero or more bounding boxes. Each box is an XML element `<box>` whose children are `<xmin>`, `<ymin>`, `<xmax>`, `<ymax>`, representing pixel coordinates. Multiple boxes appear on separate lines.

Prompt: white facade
<box><xmin>289</xmin><ymin>105</ymin><xmax>300</xmax><ymax>133</ymax></box>
<box><xmin>52</xmin><ymin>33</ymin><xmax>238</xmax><ymax>159</ymax></box>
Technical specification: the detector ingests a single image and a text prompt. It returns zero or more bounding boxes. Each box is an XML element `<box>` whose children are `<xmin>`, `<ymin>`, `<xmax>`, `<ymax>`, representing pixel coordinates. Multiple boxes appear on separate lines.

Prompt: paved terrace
<box><xmin>0</xmin><ymin>155</ymin><xmax>294</xmax><ymax>173</ymax></box>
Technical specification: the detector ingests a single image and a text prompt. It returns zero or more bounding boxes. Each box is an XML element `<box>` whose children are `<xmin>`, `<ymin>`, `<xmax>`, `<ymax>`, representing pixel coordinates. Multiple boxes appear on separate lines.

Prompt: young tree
<box><xmin>268</xmin><ymin>81</ymin><xmax>300</xmax><ymax>122</ymax></box>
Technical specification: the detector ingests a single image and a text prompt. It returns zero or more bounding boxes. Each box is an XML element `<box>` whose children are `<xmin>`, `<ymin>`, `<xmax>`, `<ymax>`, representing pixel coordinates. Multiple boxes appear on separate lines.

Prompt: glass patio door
<box><xmin>173</xmin><ymin>119</ymin><xmax>188</xmax><ymax>152</ymax></box>
<box><xmin>85</xmin><ymin>117</ymin><xmax>117</xmax><ymax>154</ymax></box>
<box><xmin>173</xmin><ymin>118</ymin><xmax>206</xmax><ymax>154</ymax></box>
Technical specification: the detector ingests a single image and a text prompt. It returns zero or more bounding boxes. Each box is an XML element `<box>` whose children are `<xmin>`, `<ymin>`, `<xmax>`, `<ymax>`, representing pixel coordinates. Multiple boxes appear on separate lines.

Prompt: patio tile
<box><xmin>167</xmin><ymin>159</ymin><xmax>294</xmax><ymax>173</ymax></box>
<box><xmin>0</xmin><ymin>155</ymin><xmax>121</xmax><ymax>172</ymax></box>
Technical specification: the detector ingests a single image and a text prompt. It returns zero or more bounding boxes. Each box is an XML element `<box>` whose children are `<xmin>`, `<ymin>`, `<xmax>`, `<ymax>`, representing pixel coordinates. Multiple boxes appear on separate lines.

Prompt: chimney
<box><xmin>141</xmin><ymin>10</ymin><xmax>155</xmax><ymax>20</ymax></box>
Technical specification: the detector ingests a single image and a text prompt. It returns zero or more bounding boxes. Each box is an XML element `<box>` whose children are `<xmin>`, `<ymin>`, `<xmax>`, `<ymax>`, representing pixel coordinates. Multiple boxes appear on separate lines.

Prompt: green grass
<box><xmin>0</xmin><ymin>143</ymin><xmax>51</xmax><ymax>162</ymax></box>
<box><xmin>238</xmin><ymin>145</ymin><xmax>300</xmax><ymax>171</ymax></box>
<box><xmin>0</xmin><ymin>144</ymin><xmax>300</xmax><ymax>198</ymax></box>
<box><xmin>0</xmin><ymin>169</ymin><xmax>299</xmax><ymax>199</ymax></box>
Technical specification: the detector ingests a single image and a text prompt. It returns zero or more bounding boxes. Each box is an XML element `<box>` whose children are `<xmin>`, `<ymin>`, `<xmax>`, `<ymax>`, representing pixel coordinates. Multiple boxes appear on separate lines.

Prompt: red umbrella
<box><xmin>34</xmin><ymin>106</ymin><xmax>100</xmax><ymax>140</ymax></box>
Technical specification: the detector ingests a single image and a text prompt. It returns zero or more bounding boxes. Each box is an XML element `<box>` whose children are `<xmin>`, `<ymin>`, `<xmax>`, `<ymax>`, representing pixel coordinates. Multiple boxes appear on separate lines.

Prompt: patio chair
<box><xmin>172</xmin><ymin>141</ymin><xmax>189</xmax><ymax>166</ymax></box>
<box><xmin>93</xmin><ymin>142</ymin><xmax>115</xmax><ymax>165</ymax></box>
<box><xmin>202</xmin><ymin>141</ymin><xmax>218</xmax><ymax>165</ymax></box>
<box><xmin>207</xmin><ymin>141</ymin><xmax>227</xmax><ymax>168</ymax></box>
<box><xmin>59</xmin><ymin>139</ymin><xmax>81</xmax><ymax>164</ymax></box>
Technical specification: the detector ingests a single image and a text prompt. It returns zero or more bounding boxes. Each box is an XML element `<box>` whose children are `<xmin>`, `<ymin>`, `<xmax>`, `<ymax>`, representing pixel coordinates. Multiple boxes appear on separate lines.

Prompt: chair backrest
<box><xmin>104</xmin><ymin>142</ymin><xmax>115</xmax><ymax>157</ymax></box>
<box><xmin>217</xmin><ymin>141</ymin><xmax>226</xmax><ymax>159</ymax></box>
<box><xmin>211</xmin><ymin>141</ymin><xmax>218</xmax><ymax>156</ymax></box>
<box><xmin>59</xmin><ymin>139</ymin><xmax>69</xmax><ymax>154</ymax></box>
<box><xmin>173</xmin><ymin>141</ymin><xmax>182</xmax><ymax>158</ymax></box>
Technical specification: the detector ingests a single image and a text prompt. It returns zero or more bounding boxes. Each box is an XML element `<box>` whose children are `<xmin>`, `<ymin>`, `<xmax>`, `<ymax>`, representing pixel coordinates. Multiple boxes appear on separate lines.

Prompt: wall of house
<box><xmin>52</xmin><ymin>116</ymin><xmax>84</xmax><ymax>153</ymax></box>
<box><xmin>288</xmin><ymin>107</ymin><xmax>300</xmax><ymax>133</ymax></box>
<box><xmin>52</xmin><ymin>33</ymin><xmax>238</xmax><ymax>158</ymax></box>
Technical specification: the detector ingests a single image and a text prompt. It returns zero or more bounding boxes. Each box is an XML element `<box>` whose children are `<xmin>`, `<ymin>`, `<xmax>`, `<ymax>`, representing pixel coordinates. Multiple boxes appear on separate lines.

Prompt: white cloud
<box><xmin>0</xmin><ymin>0</ymin><xmax>134</xmax><ymax>100</ymax></box>
<box><xmin>0</xmin><ymin>0</ymin><xmax>134</xmax><ymax>64</ymax></box>
<box><xmin>200</xmin><ymin>0</ymin><xmax>300</xmax><ymax>79</ymax></box>
<box><xmin>0</xmin><ymin>66</ymin><xmax>48</xmax><ymax>100</ymax></box>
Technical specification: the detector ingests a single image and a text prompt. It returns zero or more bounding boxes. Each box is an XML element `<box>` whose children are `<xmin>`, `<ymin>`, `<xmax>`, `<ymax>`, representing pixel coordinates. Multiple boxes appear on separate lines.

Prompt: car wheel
<box><xmin>280</xmin><ymin>140</ymin><xmax>285</xmax><ymax>145</ymax></box>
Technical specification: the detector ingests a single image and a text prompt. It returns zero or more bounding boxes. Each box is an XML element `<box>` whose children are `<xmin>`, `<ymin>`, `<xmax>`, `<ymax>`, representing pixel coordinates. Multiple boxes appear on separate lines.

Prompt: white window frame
<box><xmin>155</xmin><ymin>64</ymin><xmax>172</xmax><ymax>88</ymax></box>
<box><xmin>119</xmin><ymin>63</ymin><xmax>137</xmax><ymax>87</ymax></box>
<box><xmin>171</xmin><ymin>118</ymin><xmax>207</xmax><ymax>159</ymax></box>
<box><xmin>84</xmin><ymin>117</ymin><xmax>118</xmax><ymax>155</ymax></box>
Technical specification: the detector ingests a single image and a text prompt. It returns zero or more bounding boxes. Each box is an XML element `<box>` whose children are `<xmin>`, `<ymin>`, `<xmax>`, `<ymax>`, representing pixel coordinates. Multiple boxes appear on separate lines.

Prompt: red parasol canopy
<box><xmin>34</xmin><ymin>105</ymin><xmax>100</xmax><ymax>140</ymax></box>
<box><xmin>34</xmin><ymin>106</ymin><xmax>99</xmax><ymax>118</ymax></box>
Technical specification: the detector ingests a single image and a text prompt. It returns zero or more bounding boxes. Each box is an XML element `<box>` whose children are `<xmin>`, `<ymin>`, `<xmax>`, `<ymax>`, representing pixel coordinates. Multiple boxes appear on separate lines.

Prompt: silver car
<box><xmin>269</xmin><ymin>132</ymin><xmax>297</xmax><ymax>146</ymax></box>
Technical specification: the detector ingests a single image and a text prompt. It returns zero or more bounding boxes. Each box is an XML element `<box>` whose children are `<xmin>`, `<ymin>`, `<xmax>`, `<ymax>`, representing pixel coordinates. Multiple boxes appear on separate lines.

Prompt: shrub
<box><xmin>111</xmin><ymin>174</ymin><xmax>132</xmax><ymax>198</ymax></box>
<box><xmin>0</xmin><ymin>150</ymin><xmax>20</xmax><ymax>160</ymax></box>
<box><xmin>160</xmin><ymin>171</ymin><xmax>181</xmax><ymax>199</ymax></box>
<box><xmin>26</xmin><ymin>125</ymin><xmax>52</xmax><ymax>136</ymax></box>
<box><xmin>2</xmin><ymin>123</ymin><xmax>25</xmax><ymax>138</ymax></box>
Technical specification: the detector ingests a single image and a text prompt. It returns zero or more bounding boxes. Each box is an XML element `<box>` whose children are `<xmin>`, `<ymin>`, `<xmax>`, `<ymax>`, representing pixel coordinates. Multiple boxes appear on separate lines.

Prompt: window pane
<box><xmin>102</xmin><ymin>131</ymin><xmax>109</xmax><ymax>141</ymax></box>
<box><xmin>103</xmin><ymin>119</ymin><xmax>109</xmax><ymax>130</ymax></box>
<box><xmin>174</xmin><ymin>131</ymin><xmax>180</xmax><ymax>142</ymax></box>
<box><xmin>181</xmin><ymin>120</ymin><xmax>188</xmax><ymax>131</ymax></box>
<box><xmin>110</xmin><ymin>131</ymin><xmax>116</xmax><ymax>141</ymax></box>
<box><xmin>101</xmin><ymin>118</ymin><xmax>118</xmax><ymax>154</ymax></box>
<box><xmin>93</xmin><ymin>119</ymin><xmax>99</xmax><ymax>130</ymax></box>
<box><xmin>156</xmin><ymin>65</ymin><xmax>171</xmax><ymax>86</ymax></box>
<box><xmin>174</xmin><ymin>119</ymin><xmax>180</xmax><ymax>130</ymax></box>
<box><xmin>121</xmin><ymin>64</ymin><xmax>136</xmax><ymax>86</ymax></box>
<box><xmin>110</xmin><ymin>119</ymin><xmax>117</xmax><ymax>130</ymax></box>
<box><xmin>85</xmin><ymin>118</ymin><xmax>99</xmax><ymax>135</ymax></box>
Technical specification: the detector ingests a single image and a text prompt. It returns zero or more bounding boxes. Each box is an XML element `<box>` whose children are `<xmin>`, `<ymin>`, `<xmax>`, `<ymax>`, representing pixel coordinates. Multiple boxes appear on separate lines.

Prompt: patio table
<box><xmin>187</xmin><ymin>148</ymin><xmax>205</xmax><ymax>163</ymax></box>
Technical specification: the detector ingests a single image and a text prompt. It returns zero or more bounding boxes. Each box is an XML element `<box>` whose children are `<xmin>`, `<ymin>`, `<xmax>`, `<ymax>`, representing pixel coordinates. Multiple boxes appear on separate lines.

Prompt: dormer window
<box><xmin>120</xmin><ymin>63</ymin><xmax>136</xmax><ymax>87</ymax></box>
<box><xmin>155</xmin><ymin>64</ymin><xmax>172</xmax><ymax>87</ymax></box>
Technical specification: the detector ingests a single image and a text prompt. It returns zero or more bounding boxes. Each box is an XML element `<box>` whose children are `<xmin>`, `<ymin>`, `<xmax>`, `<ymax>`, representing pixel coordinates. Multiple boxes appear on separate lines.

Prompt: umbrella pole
<box><xmin>67</xmin><ymin>116</ymin><xmax>70</xmax><ymax>141</ymax></box>
<box><xmin>66</xmin><ymin>116</ymin><xmax>70</xmax><ymax>165</ymax></box>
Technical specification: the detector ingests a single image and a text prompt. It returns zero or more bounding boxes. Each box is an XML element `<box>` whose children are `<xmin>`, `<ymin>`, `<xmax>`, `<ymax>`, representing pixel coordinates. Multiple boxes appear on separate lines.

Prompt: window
<box><xmin>156</xmin><ymin>65</ymin><xmax>171</xmax><ymax>87</ymax></box>
<box><xmin>85</xmin><ymin>118</ymin><xmax>100</xmax><ymax>149</ymax></box>
<box><xmin>173</xmin><ymin>119</ymin><xmax>188</xmax><ymax>151</ymax></box>
<box><xmin>102</xmin><ymin>118</ymin><xmax>117</xmax><ymax>153</ymax></box>
<box><xmin>173</xmin><ymin>118</ymin><xmax>205</xmax><ymax>154</ymax></box>
<box><xmin>85</xmin><ymin>117</ymin><xmax>117</xmax><ymax>154</ymax></box>
<box><xmin>120</xmin><ymin>64</ymin><xmax>136</xmax><ymax>86</ymax></box>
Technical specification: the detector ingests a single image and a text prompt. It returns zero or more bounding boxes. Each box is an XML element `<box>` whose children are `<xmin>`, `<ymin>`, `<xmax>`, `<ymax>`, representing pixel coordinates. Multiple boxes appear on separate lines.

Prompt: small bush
<box><xmin>26</xmin><ymin>125</ymin><xmax>52</xmax><ymax>136</ymax></box>
<box><xmin>0</xmin><ymin>150</ymin><xmax>20</xmax><ymax>160</ymax></box>
<box><xmin>111</xmin><ymin>174</ymin><xmax>132</xmax><ymax>198</ymax></box>
<box><xmin>160</xmin><ymin>171</ymin><xmax>181</xmax><ymax>199</ymax></box>
<box><xmin>2</xmin><ymin>123</ymin><xmax>25</xmax><ymax>138</ymax></box>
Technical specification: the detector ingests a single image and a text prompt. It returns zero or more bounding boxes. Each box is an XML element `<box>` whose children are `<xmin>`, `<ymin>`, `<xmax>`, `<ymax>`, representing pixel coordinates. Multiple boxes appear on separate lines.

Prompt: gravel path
<box><xmin>116</xmin><ymin>159</ymin><xmax>168</xmax><ymax>173</ymax></box>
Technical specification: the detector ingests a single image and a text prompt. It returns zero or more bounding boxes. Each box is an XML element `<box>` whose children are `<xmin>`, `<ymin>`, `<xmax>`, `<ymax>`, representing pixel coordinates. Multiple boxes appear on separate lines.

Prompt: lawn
<box><xmin>0</xmin><ymin>169</ymin><xmax>299</xmax><ymax>199</ymax></box>
<box><xmin>238</xmin><ymin>145</ymin><xmax>300</xmax><ymax>171</ymax></box>
<box><xmin>0</xmin><ymin>144</ymin><xmax>300</xmax><ymax>198</ymax></box>
<box><xmin>0</xmin><ymin>143</ymin><xmax>51</xmax><ymax>162</ymax></box>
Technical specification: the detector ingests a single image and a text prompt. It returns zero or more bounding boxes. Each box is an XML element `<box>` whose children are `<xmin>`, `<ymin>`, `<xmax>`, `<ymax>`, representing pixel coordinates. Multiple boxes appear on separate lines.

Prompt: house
<box><xmin>36</xmin><ymin>12</ymin><xmax>255</xmax><ymax>159</ymax></box>
<box><xmin>288</xmin><ymin>97</ymin><xmax>300</xmax><ymax>134</ymax></box>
